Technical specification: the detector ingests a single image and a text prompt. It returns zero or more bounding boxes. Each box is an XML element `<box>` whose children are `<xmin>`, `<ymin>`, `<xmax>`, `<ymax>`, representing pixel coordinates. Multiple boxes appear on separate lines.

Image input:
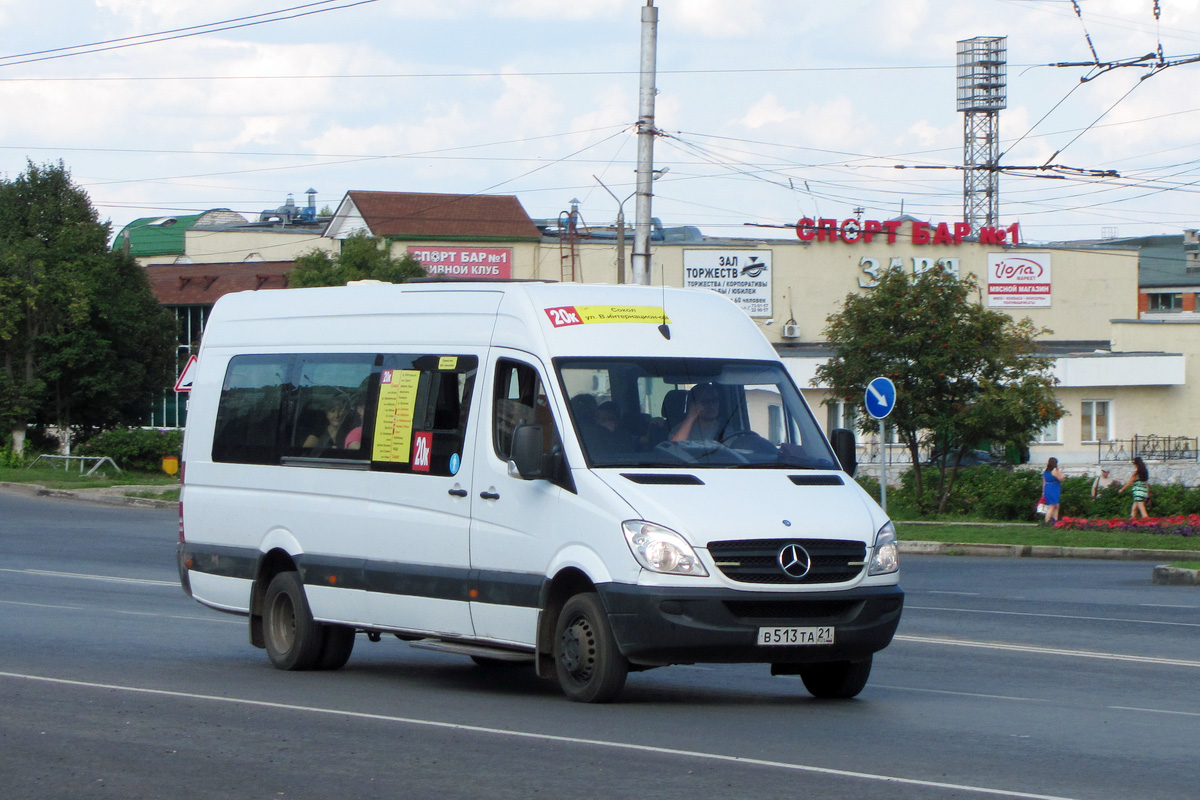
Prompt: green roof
<box><xmin>114</xmin><ymin>214</ymin><xmax>204</xmax><ymax>257</ymax></box>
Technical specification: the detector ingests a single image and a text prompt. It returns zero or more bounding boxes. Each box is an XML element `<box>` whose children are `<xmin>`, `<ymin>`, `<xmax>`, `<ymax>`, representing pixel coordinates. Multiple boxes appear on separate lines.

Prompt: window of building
<box><xmin>1081</xmin><ymin>400</ymin><xmax>1110</xmax><ymax>443</ymax></box>
<box><xmin>826</xmin><ymin>399</ymin><xmax>859</xmax><ymax>436</ymax></box>
<box><xmin>1033</xmin><ymin>419</ymin><xmax>1061</xmax><ymax>444</ymax></box>
<box><xmin>1147</xmin><ymin>292</ymin><xmax>1183</xmax><ymax>312</ymax></box>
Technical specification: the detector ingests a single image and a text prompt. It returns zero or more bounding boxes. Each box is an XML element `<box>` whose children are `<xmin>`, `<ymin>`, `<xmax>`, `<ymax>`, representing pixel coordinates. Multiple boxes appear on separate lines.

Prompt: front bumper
<box><xmin>596</xmin><ymin>582</ymin><xmax>903</xmax><ymax>666</ymax></box>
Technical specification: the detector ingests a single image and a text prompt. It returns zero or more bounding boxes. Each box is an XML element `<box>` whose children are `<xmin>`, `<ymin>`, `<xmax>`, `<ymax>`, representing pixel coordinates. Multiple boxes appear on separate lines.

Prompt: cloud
<box><xmin>738</xmin><ymin>93</ymin><xmax>873</xmax><ymax>152</ymax></box>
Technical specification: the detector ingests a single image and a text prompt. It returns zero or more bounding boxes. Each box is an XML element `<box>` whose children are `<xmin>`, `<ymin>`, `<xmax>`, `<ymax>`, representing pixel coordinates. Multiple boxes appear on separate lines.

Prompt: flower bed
<box><xmin>1056</xmin><ymin>515</ymin><xmax>1200</xmax><ymax>536</ymax></box>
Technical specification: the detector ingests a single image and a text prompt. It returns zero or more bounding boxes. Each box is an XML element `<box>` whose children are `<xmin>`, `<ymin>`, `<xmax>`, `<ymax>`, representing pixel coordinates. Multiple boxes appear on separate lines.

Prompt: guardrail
<box><xmin>1098</xmin><ymin>436</ymin><xmax>1198</xmax><ymax>463</ymax></box>
<box><xmin>855</xmin><ymin>442</ymin><xmax>929</xmax><ymax>465</ymax></box>
<box><xmin>27</xmin><ymin>455</ymin><xmax>121</xmax><ymax>475</ymax></box>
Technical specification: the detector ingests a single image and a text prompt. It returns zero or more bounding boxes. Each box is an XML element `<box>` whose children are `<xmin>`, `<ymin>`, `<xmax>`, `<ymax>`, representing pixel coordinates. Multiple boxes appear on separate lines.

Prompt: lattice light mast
<box><xmin>956</xmin><ymin>36</ymin><xmax>1007</xmax><ymax>232</ymax></box>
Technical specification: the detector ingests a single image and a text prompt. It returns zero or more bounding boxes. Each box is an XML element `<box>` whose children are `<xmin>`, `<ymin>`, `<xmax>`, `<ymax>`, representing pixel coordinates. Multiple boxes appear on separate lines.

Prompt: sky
<box><xmin>1</xmin><ymin>0</ymin><xmax>1198</xmax><ymax>246</ymax></box>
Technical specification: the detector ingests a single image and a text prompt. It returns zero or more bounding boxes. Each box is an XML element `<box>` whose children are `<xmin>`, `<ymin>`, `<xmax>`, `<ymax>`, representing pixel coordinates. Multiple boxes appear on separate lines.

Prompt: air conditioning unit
<box><xmin>781</xmin><ymin>323</ymin><xmax>800</xmax><ymax>339</ymax></box>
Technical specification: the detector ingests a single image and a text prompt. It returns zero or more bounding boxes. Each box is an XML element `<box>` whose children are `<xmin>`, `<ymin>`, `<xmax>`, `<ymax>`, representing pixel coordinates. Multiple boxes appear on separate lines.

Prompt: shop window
<box><xmin>1081</xmin><ymin>400</ymin><xmax>1110</xmax><ymax>444</ymax></box>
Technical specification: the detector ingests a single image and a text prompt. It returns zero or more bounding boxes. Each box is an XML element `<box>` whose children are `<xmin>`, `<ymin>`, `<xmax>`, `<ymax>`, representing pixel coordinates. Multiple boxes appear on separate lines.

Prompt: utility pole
<box><xmin>632</xmin><ymin>0</ymin><xmax>658</xmax><ymax>285</ymax></box>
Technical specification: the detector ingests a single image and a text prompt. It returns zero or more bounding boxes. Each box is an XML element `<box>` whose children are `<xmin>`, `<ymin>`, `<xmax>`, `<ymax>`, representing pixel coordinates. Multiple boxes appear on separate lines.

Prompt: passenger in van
<box><xmin>341</xmin><ymin>400</ymin><xmax>366</xmax><ymax>450</ymax></box>
<box><xmin>589</xmin><ymin>401</ymin><xmax>637</xmax><ymax>458</ymax></box>
<box><xmin>302</xmin><ymin>401</ymin><xmax>351</xmax><ymax>453</ymax></box>
<box><xmin>670</xmin><ymin>382</ymin><xmax>724</xmax><ymax>442</ymax></box>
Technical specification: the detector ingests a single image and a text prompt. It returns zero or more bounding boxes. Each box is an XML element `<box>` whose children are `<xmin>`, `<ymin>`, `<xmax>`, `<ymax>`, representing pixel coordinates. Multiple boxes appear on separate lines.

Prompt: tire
<box><xmin>553</xmin><ymin>592</ymin><xmax>629</xmax><ymax>703</ymax></box>
<box><xmin>799</xmin><ymin>657</ymin><xmax>872</xmax><ymax>699</ymax></box>
<box><xmin>315</xmin><ymin>624</ymin><xmax>356</xmax><ymax>671</ymax></box>
<box><xmin>263</xmin><ymin>571</ymin><xmax>324</xmax><ymax>671</ymax></box>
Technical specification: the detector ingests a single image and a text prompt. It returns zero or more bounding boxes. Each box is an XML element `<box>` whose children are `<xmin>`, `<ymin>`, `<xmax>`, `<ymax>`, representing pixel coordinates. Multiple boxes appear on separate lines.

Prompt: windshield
<box><xmin>557</xmin><ymin>357</ymin><xmax>840</xmax><ymax>470</ymax></box>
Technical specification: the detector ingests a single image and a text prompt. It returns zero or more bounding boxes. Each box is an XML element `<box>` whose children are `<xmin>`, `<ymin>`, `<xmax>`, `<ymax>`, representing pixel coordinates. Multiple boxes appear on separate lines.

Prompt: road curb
<box><xmin>900</xmin><ymin>540</ymin><xmax>1200</xmax><ymax>562</ymax></box>
<box><xmin>0</xmin><ymin>482</ymin><xmax>176</xmax><ymax>509</ymax></box>
<box><xmin>1152</xmin><ymin>565</ymin><xmax>1200</xmax><ymax>586</ymax></box>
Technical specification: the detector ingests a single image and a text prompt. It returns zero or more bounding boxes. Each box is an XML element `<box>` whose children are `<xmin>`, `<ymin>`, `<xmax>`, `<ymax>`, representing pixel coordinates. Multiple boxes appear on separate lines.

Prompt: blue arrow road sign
<box><xmin>865</xmin><ymin>376</ymin><xmax>896</xmax><ymax>420</ymax></box>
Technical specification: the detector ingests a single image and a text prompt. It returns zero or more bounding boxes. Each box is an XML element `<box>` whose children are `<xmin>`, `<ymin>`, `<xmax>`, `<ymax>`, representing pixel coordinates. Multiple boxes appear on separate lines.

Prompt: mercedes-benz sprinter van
<box><xmin>178</xmin><ymin>281</ymin><xmax>902</xmax><ymax>702</ymax></box>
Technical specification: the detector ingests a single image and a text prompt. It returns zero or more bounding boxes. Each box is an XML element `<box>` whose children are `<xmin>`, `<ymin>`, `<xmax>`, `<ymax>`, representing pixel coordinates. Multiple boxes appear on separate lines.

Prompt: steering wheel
<box><xmin>719</xmin><ymin>429</ymin><xmax>777</xmax><ymax>456</ymax></box>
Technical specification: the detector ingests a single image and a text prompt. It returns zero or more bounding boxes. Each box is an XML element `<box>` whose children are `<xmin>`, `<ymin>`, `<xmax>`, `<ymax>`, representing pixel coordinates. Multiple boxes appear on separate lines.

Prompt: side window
<box><xmin>213</xmin><ymin>356</ymin><xmax>288</xmax><ymax>464</ymax></box>
<box><xmin>493</xmin><ymin>359</ymin><xmax>562</xmax><ymax>460</ymax></box>
<box><xmin>285</xmin><ymin>355</ymin><xmax>377</xmax><ymax>461</ymax></box>
<box><xmin>371</xmin><ymin>354</ymin><xmax>477</xmax><ymax>477</ymax></box>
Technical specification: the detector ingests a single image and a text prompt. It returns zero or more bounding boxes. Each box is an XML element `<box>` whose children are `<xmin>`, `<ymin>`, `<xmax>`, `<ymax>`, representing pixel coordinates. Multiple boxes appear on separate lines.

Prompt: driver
<box><xmin>670</xmin><ymin>382</ymin><xmax>724</xmax><ymax>442</ymax></box>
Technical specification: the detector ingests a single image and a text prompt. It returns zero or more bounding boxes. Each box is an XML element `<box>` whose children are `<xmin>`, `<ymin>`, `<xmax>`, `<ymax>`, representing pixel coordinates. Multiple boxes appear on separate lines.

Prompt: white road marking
<box><xmin>0</xmin><ymin>568</ymin><xmax>176</xmax><ymax>587</ymax></box>
<box><xmin>875</xmin><ymin>684</ymin><xmax>1049</xmax><ymax>702</ymax></box>
<box><xmin>0</xmin><ymin>598</ymin><xmax>238</xmax><ymax>624</ymax></box>
<box><xmin>0</xmin><ymin>670</ymin><xmax>1084</xmax><ymax>800</ymax></box>
<box><xmin>896</xmin><ymin>634</ymin><xmax>1200</xmax><ymax>668</ymax></box>
<box><xmin>907</xmin><ymin>604</ymin><xmax>1200</xmax><ymax>629</ymax></box>
<box><xmin>1109</xmin><ymin>706</ymin><xmax>1200</xmax><ymax>718</ymax></box>
<box><xmin>925</xmin><ymin>591</ymin><xmax>981</xmax><ymax>596</ymax></box>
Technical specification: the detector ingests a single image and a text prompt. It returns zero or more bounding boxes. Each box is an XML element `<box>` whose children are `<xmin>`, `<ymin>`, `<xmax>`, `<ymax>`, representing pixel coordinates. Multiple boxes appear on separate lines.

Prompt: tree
<box><xmin>0</xmin><ymin>160</ymin><xmax>176</xmax><ymax>453</ymax></box>
<box><xmin>290</xmin><ymin>230</ymin><xmax>425</xmax><ymax>287</ymax></box>
<box><xmin>814</xmin><ymin>266</ymin><xmax>1064</xmax><ymax>512</ymax></box>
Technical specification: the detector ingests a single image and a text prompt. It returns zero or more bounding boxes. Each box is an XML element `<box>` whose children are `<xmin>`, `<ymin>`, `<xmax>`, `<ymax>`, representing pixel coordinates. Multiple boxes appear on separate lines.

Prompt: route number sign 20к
<box><xmin>757</xmin><ymin>626</ymin><xmax>836</xmax><ymax>646</ymax></box>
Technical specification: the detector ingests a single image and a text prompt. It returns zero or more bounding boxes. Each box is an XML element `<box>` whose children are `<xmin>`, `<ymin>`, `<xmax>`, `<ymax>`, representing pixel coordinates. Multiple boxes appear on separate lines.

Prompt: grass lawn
<box><xmin>0</xmin><ymin>466</ymin><xmax>179</xmax><ymax>491</ymax></box>
<box><xmin>894</xmin><ymin>521</ymin><xmax>1200</xmax><ymax>552</ymax></box>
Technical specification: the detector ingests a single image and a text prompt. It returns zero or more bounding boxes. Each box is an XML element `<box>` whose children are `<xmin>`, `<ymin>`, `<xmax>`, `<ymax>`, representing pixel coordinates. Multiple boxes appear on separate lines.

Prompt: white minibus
<box><xmin>178</xmin><ymin>281</ymin><xmax>902</xmax><ymax>702</ymax></box>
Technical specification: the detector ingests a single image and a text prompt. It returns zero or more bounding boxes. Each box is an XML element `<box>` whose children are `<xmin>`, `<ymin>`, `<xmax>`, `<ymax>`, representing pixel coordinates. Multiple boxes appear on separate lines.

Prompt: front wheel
<box><xmin>799</xmin><ymin>657</ymin><xmax>872</xmax><ymax>699</ymax></box>
<box><xmin>554</xmin><ymin>593</ymin><xmax>629</xmax><ymax>703</ymax></box>
<box><xmin>263</xmin><ymin>571</ymin><xmax>324</xmax><ymax>670</ymax></box>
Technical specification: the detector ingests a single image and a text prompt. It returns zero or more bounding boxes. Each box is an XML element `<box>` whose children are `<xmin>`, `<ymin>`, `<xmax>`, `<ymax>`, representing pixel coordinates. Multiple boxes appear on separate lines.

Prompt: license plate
<box><xmin>757</xmin><ymin>626</ymin><xmax>835</xmax><ymax>646</ymax></box>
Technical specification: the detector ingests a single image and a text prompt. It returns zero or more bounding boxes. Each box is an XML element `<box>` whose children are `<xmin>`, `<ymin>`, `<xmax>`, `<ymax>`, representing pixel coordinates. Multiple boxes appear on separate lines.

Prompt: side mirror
<box><xmin>509</xmin><ymin>424</ymin><xmax>546</xmax><ymax>480</ymax></box>
<box><xmin>830</xmin><ymin>428</ymin><xmax>857</xmax><ymax>477</ymax></box>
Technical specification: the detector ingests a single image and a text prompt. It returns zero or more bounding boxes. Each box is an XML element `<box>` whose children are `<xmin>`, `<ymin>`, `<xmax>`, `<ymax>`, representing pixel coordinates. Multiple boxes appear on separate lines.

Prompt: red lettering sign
<box><xmin>407</xmin><ymin>246</ymin><xmax>513</xmax><ymax>279</ymax></box>
<box><xmin>412</xmin><ymin>431</ymin><xmax>432</xmax><ymax>472</ymax></box>
<box><xmin>793</xmin><ymin>218</ymin><xmax>1019</xmax><ymax>246</ymax></box>
<box><xmin>544</xmin><ymin>306</ymin><xmax>583</xmax><ymax>327</ymax></box>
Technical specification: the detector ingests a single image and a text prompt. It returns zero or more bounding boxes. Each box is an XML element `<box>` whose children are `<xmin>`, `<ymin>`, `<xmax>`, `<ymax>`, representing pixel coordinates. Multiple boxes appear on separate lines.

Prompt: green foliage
<box><xmin>290</xmin><ymin>230</ymin><xmax>425</xmax><ymax>287</ymax></box>
<box><xmin>816</xmin><ymin>267</ymin><xmax>1063</xmax><ymax>513</ymax></box>
<box><xmin>882</xmin><ymin>465</ymin><xmax>1200</xmax><ymax>522</ymax></box>
<box><xmin>76</xmin><ymin>427</ymin><xmax>183</xmax><ymax>472</ymax></box>
<box><xmin>0</xmin><ymin>445</ymin><xmax>21</xmax><ymax>468</ymax></box>
<box><xmin>0</xmin><ymin>160</ymin><xmax>175</xmax><ymax>446</ymax></box>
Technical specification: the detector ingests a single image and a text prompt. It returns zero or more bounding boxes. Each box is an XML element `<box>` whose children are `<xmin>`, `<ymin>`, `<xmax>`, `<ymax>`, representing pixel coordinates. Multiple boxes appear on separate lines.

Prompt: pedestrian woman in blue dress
<box><xmin>1119</xmin><ymin>456</ymin><xmax>1150</xmax><ymax>519</ymax></box>
<box><xmin>1042</xmin><ymin>457</ymin><xmax>1064</xmax><ymax>524</ymax></box>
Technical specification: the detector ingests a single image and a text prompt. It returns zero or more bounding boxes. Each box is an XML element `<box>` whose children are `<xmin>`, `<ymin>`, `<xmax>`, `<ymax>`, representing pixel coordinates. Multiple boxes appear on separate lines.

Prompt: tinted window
<box><xmin>212</xmin><ymin>356</ymin><xmax>288</xmax><ymax>465</ymax></box>
<box><xmin>371</xmin><ymin>354</ymin><xmax>477</xmax><ymax>477</ymax></box>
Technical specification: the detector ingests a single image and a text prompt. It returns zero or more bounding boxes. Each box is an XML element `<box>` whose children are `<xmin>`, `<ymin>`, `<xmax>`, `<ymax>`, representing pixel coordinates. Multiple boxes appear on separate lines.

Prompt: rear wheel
<box><xmin>554</xmin><ymin>592</ymin><xmax>628</xmax><ymax>703</ymax></box>
<box><xmin>799</xmin><ymin>657</ymin><xmax>872</xmax><ymax>699</ymax></box>
<box><xmin>263</xmin><ymin>571</ymin><xmax>324</xmax><ymax>670</ymax></box>
<box><xmin>315</xmin><ymin>624</ymin><xmax>356</xmax><ymax>670</ymax></box>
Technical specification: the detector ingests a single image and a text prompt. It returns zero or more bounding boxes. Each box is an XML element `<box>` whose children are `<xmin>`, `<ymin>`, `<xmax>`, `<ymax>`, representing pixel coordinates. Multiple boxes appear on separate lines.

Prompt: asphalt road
<box><xmin>1</xmin><ymin>488</ymin><xmax>1197</xmax><ymax>800</ymax></box>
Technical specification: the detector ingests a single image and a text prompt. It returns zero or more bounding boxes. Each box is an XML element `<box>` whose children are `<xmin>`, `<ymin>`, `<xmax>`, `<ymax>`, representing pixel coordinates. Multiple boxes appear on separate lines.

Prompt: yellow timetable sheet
<box><xmin>371</xmin><ymin>369</ymin><xmax>420</xmax><ymax>463</ymax></box>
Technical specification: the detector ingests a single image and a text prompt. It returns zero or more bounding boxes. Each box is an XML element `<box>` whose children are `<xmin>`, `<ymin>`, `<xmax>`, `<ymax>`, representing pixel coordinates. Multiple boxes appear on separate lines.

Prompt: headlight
<box><xmin>622</xmin><ymin>521</ymin><xmax>709</xmax><ymax>577</ymax></box>
<box><xmin>869</xmin><ymin>521</ymin><xmax>899</xmax><ymax>575</ymax></box>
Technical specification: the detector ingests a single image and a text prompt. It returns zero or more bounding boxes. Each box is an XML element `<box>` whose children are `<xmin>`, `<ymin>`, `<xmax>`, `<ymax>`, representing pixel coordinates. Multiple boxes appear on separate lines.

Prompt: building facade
<box><xmin>132</xmin><ymin>191</ymin><xmax>1196</xmax><ymax>478</ymax></box>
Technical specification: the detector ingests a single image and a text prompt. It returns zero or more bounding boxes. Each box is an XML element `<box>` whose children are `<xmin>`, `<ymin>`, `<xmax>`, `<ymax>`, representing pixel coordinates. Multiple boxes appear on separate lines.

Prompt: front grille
<box><xmin>707</xmin><ymin>538</ymin><xmax>867</xmax><ymax>584</ymax></box>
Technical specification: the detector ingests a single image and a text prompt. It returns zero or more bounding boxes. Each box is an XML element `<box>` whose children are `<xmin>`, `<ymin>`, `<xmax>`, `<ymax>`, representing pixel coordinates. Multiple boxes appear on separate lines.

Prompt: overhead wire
<box><xmin>0</xmin><ymin>1</ymin><xmax>379</xmax><ymax>68</ymax></box>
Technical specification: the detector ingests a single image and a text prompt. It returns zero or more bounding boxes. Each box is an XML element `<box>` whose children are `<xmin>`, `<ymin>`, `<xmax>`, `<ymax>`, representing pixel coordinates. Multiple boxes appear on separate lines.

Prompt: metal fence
<box><xmin>1097</xmin><ymin>435</ymin><xmax>1198</xmax><ymax>463</ymax></box>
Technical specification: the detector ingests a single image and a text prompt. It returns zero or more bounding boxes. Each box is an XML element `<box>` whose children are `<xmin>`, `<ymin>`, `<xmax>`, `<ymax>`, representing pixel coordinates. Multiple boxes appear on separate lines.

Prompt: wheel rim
<box><xmin>559</xmin><ymin>613</ymin><xmax>596</xmax><ymax>684</ymax></box>
<box><xmin>268</xmin><ymin>592</ymin><xmax>296</xmax><ymax>653</ymax></box>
